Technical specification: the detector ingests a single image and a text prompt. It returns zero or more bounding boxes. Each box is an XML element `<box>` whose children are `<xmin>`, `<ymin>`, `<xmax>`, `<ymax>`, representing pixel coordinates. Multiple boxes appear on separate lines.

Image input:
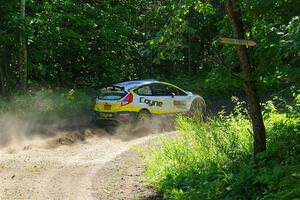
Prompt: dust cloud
<box><xmin>0</xmin><ymin>91</ymin><xmax>91</xmax><ymax>149</ymax></box>
<box><xmin>112</xmin><ymin>116</ymin><xmax>175</xmax><ymax>141</ymax></box>
<box><xmin>0</xmin><ymin>91</ymin><xmax>174</xmax><ymax>151</ymax></box>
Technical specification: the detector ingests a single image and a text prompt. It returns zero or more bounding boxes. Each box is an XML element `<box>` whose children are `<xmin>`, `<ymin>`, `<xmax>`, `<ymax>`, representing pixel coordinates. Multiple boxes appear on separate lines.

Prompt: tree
<box><xmin>144</xmin><ymin>0</ymin><xmax>269</xmax><ymax>160</ymax></box>
<box><xmin>224</xmin><ymin>0</ymin><xmax>266</xmax><ymax>159</ymax></box>
<box><xmin>19</xmin><ymin>0</ymin><xmax>27</xmax><ymax>91</ymax></box>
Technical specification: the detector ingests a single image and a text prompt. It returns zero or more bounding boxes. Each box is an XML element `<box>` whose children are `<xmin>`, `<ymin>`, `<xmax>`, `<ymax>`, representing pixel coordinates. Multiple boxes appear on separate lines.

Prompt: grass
<box><xmin>142</xmin><ymin>91</ymin><xmax>300</xmax><ymax>200</ymax></box>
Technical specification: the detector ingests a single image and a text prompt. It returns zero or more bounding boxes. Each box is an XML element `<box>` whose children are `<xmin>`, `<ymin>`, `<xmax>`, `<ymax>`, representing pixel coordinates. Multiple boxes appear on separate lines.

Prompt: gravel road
<box><xmin>0</xmin><ymin>128</ymin><xmax>171</xmax><ymax>200</ymax></box>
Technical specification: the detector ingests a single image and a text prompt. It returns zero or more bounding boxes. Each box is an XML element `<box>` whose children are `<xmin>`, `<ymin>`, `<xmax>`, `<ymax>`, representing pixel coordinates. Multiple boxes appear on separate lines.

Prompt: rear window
<box><xmin>98</xmin><ymin>86</ymin><xmax>126</xmax><ymax>100</ymax></box>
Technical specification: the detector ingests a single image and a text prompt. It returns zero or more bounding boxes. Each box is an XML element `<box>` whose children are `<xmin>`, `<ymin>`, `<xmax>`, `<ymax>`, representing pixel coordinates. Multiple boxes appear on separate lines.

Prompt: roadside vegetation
<box><xmin>142</xmin><ymin>91</ymin><xmax>300</xmax><ymax>199</ymax></box>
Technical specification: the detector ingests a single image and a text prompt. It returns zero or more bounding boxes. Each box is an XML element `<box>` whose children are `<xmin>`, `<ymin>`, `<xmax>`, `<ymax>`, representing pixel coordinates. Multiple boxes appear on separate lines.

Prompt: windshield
<box><xmin>97</xmin><ymin>86</ymin><xmax>126</xmax><ymax>100</ymax></box>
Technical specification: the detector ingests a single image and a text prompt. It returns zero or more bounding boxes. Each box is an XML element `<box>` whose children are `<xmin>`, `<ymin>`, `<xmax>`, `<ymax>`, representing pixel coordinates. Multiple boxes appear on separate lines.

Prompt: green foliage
<box><xmin>232</xmin><ymin>0</ymin><xmax>300</xmax><ymax>92</ymax></box>
<box><xmin>26</xmin><ymin>0</ymin><xmax>142</xmax><ymax>88</ymax></box>
<box><xmin>1</xmin><ymin>0</ymin><xmax>298</xmax><ymax>98</ymax></box>
<box><xmin>143</xmin><ymin>93</ymin><xmax>300</xmax><ymax>199</ymax></box>
<box><xmin>1</xmin><ymin>0</ymin><xmax>157</xmax><ymax>93</ymax></box>
<box><xmin>147</xmin><ymin>0</ymin><xmax>300</xmax><ymax>98</ymax></box>
<box><xmin>200</xmin><ymin>68</ymin><xmax>242</xmax><ymax>98</ymax></box>
<box><xmin>156</xmin><ymin>67</ymin><xmax>242</xmax><ymax>99</ymax></box>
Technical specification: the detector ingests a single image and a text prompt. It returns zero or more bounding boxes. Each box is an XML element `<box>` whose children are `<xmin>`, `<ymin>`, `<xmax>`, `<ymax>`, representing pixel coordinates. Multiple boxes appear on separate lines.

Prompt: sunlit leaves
<box><xmin>194</xmin><ymin>1</ymin><xmax>215</xmax><ymax>14</ymax></box>
<box><xmin>146</xmin><ymin>0</ymin><xmax>216</xmax><ymax>65</ymax></box>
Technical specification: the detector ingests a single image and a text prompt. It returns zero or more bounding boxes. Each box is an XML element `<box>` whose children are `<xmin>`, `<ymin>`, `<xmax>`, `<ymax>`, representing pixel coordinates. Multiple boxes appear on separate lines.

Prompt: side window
<box><xmin>145</xmin><ymin>83</ymin><xmax>188</xmax><ymax>96</ymax></box>
<box><xmin>150</xmin><ymin>84</ymin><xmax>169</xmax><ymax>96</ymax></box>
<box><xmin>135</xmin><ymin>85</ymin><xmax>152</xmax><ymax>96</ymax></box>
<box><xmin>167</xmin><ymin>85</ymin><xmax>188</xmax><ymax>96</ymax></box>
<box><xmin>166</xmin><ymin>85</ymin><xmax>179</xmax><ymax>96</ymax></box>
<box><xmin>177</xmin><ymin>88</ymin><xmax>188</xmax><ymax>96</ymax></box>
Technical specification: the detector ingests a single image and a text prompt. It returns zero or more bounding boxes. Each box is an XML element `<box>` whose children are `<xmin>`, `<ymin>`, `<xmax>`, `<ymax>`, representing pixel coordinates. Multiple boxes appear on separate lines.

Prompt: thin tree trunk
<box><xmin>188</xmin><ymin>33</ymin><xmax>192</xmax><ymax>73</ymax></box>
<box><xmin>0</xmin><ymin>65</ymin><xmax>5</xmax><ymax>95</ymax></box>
<box><xmin>19</xmin><ymin>0</ymin><xmax>27</xmax><ymax>92</ymax></box>
<box><xmin>224</xmin><ymin>0</ymin><xmax>266</xmax><ymax>160</ymax></box>
<box><xmin>0</xmin><ymin>47</ymin><xmax>5</xmax><ymax>95</ymax></box>
<box><xmin>188</xmin><ymin>11</ymin><xmax>192</xmax><ymax>74</ymax></box>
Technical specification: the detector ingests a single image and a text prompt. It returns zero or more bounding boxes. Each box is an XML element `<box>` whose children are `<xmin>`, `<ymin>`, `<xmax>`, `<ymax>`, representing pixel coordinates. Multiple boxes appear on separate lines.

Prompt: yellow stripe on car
<box><xmin>94</xmin><ymin>101</ymin><xmax>179</xmax><ymax>114</ymax></box>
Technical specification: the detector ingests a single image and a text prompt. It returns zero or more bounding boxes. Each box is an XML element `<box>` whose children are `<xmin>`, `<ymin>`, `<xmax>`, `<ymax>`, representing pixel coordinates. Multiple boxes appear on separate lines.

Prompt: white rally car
<box><xmin>93</xmin><ymin>80</ymin><xmax>206</xmax><ymax>125</ymax></box>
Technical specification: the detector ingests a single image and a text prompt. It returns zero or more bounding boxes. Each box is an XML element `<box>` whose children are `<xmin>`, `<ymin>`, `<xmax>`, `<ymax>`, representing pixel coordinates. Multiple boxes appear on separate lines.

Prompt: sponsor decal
<box><xmin>174</xmin><ymin>100</ymin><xmax>186</xmax><ymax>108</ymax></box>
<box><xmin>104</xmin><ymin>104</ymin><xmax>111</xmax><ymax>110</ymax></box>
<box><xmin>140</xmin><ymin>97</ymin><xmax>163</xmax><ymax>107</ymax></box>
<box><xmin>99</xmin><ymin>113</ymin><xmax>113</xmax><ymax>118</ymax></box>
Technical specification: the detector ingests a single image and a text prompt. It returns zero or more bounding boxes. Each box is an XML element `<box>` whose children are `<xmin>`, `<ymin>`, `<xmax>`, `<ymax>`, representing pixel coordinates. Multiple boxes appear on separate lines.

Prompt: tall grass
<box><xmin>143</xmin><ymin>93</ymin><xmax>300</xmax><ymax>200</ymax></box>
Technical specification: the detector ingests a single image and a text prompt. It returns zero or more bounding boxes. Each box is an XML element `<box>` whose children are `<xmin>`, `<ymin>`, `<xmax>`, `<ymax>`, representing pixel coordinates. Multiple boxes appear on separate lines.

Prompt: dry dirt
<box><xmin>0</xmin><ymin>127</ymin><xmax>172</xmax><ymax>200</ymax></box>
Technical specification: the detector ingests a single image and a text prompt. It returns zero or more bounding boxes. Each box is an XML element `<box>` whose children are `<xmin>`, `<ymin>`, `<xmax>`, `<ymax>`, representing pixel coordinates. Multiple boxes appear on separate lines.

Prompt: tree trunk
<box><xmin>224</xmin><ymin>0</ymin><xmax>266</xmax><ymax>160</ymax></box>
<box><xmin>0</xmin><ymin>65</ymin><xmax>5</xmax><ymax>96</ymax></box>
<box><xmin>188</xmin><ymin>11</ymin><xmax>192</xmax><ymax>74</ymax></box>
<box><xmin>19</xmin><ymin>0</ymin><xmax>27</xmax><ymax>92</ymax></box>
<box><xmin>0</xmin><ymin>47</ymin><xmax>5</xmax><ymax>95</ymax></box>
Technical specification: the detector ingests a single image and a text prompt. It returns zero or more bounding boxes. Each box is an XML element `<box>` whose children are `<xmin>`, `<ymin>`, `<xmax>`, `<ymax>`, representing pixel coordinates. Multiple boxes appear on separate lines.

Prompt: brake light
<box><xmin>121</xmin><ymin>92</ymin><xmax>133</xmax><ymax>106</ymax></box>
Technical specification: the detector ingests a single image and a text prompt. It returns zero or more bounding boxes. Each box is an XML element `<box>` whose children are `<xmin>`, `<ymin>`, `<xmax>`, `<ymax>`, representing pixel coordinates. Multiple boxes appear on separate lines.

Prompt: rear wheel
<box><xmin>131</xmin><ymin>109</ymin><xmax>152</xmax><ymax>134</ymax></box>
<box><xmin>136</xmin><ymin>109</ymin><xmax>151</xmax><ymax>124</ymax></box>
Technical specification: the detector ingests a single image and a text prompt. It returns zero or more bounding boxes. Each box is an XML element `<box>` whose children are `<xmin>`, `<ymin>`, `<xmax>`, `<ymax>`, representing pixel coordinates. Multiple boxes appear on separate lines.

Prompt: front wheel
<box><xmin>188</xmin><ymin>98</ymin><xmax>207</xmax><ymax>120</ymax></box>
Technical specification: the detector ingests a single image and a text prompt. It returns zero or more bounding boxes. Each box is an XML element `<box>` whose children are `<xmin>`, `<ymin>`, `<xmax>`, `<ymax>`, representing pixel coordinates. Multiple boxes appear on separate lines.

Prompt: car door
<box><xmin>134</xmin><ymin>84</ymin><xmax>166</xmax><ymax>114</ymax></box>
<box><xmin>167</xmin><ymin>85</ymin><xmax>190</xmax><ymax>113</ymax></box>
<box><xmin>147</xmin><ymin>83</ymin><xmax>174</xmax><ymax>114</ymax></box>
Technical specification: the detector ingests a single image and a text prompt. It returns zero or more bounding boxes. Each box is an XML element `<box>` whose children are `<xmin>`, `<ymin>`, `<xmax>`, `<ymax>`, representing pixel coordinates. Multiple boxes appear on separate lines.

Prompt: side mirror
<box><xmin>171</xmin><ymin>93</ymin><xmax>176</xmax><ymax>98</ymax></box>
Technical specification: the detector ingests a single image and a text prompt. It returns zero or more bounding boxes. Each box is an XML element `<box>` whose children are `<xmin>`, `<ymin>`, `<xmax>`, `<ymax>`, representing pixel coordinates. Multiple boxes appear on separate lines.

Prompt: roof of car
<box><xmin>112</xmin><ymin>79</ymin><xmax>160</xmax><ymax>90</ymax></box>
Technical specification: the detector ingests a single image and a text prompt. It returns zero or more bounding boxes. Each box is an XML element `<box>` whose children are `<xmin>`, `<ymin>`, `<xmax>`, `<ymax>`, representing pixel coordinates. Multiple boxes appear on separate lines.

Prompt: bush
<box><xmin>142</xmin><ymin>92</ymin><xmax>300</xmax><ymax>200</ymax></box>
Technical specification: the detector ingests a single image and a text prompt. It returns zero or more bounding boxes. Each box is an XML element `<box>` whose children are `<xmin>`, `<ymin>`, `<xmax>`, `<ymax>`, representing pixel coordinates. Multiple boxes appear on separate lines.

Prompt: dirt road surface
<box><xmin>0</xmin><ymin>128</ymin><xmax>170</xmax><ymax>200</ymax></box>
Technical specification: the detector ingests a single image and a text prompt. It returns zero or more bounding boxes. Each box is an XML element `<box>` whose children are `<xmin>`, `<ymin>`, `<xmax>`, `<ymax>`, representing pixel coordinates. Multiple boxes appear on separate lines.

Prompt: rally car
<box><xmin>93</xmin><ymin>80</ymin><xmax>206</xmax><ymax>125</ymax></box>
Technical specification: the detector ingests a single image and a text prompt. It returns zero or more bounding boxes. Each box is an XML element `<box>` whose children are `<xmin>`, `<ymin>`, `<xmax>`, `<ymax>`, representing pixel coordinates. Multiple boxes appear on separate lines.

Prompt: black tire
<box><xmin>189</xmin><ymin>98</ymin><xmax>207</xmax><ymax>120</ymax></box>
<box><xmin>136</xmin><ymin>109</ymin><xmax>151</xmax><ymax>124</ymax></box>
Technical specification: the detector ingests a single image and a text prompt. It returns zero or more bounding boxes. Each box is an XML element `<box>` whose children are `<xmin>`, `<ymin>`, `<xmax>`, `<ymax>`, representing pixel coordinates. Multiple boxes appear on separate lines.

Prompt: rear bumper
<box><xmin>93</xmin><ymin>111</ymin><xmax>138</xmax><ymax>125</ymax></box>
